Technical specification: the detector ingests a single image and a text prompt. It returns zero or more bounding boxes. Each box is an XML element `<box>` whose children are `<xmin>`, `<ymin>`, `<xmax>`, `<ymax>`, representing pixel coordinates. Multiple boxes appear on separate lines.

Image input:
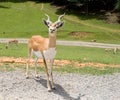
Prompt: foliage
<box><xmin>0</xmin><ymin>0</ymin><xmax>118</xmax><ymax>11</ymax></box>
<box><xmin>115</xmin><ymin>0</ymin><xmax>120</xmax><ymax>11</ymax></box>
<box><xmin>68</xmin><ymin>0</ymin><xmax>117</xmax><ymax>12</ymax></box>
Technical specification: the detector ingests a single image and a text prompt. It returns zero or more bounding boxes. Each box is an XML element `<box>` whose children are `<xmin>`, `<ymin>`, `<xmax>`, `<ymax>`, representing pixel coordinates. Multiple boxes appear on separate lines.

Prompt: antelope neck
<box><xmin>48</xmin><ymin>33</ymin><xmax>56</xmax><ymax>48</ymax></box>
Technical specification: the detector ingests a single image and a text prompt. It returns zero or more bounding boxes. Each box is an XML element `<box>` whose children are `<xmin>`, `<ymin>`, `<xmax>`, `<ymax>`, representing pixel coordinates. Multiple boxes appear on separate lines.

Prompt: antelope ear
<box><xmin>56</xmin><ymin>22</ymin><xmax>64</xmax><ymax>28</ymax></box>
<box><xmin>43</xmin><ymin>19</ymin><xmax>49</xmax><ymax>27</ymax></box>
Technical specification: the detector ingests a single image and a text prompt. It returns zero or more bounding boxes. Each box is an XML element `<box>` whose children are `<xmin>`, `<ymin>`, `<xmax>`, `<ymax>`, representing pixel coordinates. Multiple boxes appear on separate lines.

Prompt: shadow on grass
<box><xmin>35</xmin><ymin>77</ymin><xmax>81</xmax><ymax>100</ymax></box>
<box><xmin>0</xmin><ymin>5</ymin><xmax>10</xmax><ymax>9</ymax></box>
<box><xmin>55</xmin><ymin>6</ymin><xmax>103</xmax><ymax>21</ymax></box>
<box><xmin>55</xmin><ymin>4</ymin><xmax>120</xmax><ymax>24</ymax></box>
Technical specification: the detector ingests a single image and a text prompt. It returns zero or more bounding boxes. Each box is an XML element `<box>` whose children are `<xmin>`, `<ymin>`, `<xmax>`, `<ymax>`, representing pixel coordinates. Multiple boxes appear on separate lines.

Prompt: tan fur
<box><xmin>48</xmin><ymin>34</ymin><xmax>56</xmax><ymax>48</ymax></box>
<box><xmin>8</xmin><ymin>39</ymin><xmax>18</xmax><ymax>44</ymax></box>
<box><xmin>28</xmin><ymin>35</ymin><xmax>49</xmax><ymax>51</ymax></box>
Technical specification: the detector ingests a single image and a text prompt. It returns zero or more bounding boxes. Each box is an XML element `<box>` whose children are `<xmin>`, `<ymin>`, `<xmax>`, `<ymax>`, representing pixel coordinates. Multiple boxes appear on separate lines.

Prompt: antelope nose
<box><xmin>50</xmin><ymin>29</ymin><xmax>55</xmax><ymax>33</ymax></box>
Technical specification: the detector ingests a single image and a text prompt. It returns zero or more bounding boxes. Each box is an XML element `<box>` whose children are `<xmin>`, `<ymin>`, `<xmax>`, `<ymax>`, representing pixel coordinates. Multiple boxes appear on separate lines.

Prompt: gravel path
<box><xmin>0</xmin><ymin>38</ymin><xmax>120</xmax><ymax>49</ymax></box>
<box><xmin>0</xmin><ymin>70</ymin><xmax>120</xmax><ymax>100</ymax></box>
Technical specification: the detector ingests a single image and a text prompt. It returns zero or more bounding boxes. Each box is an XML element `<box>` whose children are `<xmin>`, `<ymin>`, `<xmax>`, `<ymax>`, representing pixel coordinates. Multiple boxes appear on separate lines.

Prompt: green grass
<box><xmin>53</xmin><ymin>66</ymin><xmax>120</xmax><ymax>75</ymax></box>
<box><xmin>0</xmin><ymin>43</ymin><xmax>120</xmax><ymax>64</ymax></box>
<box><xmin>0</xmin><ymin>1</ymin><xmax>120</xmax><ymax>74</ymax></box>
<box><xmin>0</xmin><ymin>64</ymin><xmax>14</xmax><ymax>71</ymax></box>
<box><xmin>0</xmin><ymin>43</ymin><xmax>120</xmax><ymax>75</ymax></box>
<box><xmin>76</xmin><ymin>14</ymin><xmax>120</xmax><ymax>30</ymax></box>
<box><xmin>65</xmin><ymin>15</ymin><xmax>120</xmax><ymax>43</ymax></box>
<box><xmin>0</xmin><ymin>43</ymin><xmax>28</xmax><ymax>57</ymax></box>
<box><xmin>0</xmin><ymin>1</ymin><xmax>120</xmax><ymax>44</ymax></box>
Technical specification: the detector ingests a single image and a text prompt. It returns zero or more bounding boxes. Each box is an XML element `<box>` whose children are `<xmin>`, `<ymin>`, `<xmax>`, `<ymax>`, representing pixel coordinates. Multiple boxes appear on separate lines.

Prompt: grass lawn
<box><xmin>0</xmin><ymin>43</ymin><xmax>120</xmax><ymax>64</ymax></box>
<box><xmin>0</xmin><ymin>43</ymin><xmax>120</xmax><ymax>75</ymax></box>
<box><xmin>0</xmin><ymin>1</ymin><xmax>120</xmax><ymax>44</ymax></box>
<box><xmin>0</xmin><ymin>64</ymin><xmax>120</xmax><ymax>75</ymax></box>
<box><xmin>0</xmin><ymin>1</ymin><xmax>120</xmax><ymax>74</ymax></box>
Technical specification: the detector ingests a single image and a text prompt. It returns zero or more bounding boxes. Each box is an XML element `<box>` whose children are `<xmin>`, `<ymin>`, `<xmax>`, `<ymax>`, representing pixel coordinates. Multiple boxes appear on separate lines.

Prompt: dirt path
<box><xmin>0</xmin><ymin>38</ymin><xmax>120</xmax><ymax>49</ymax></box>
<box><xmin>0</xmin><ymin>57</ymin><xmax>120</xmax><ymax>68</ymax></box>
<box><xmin>0</xmin><ymin>70</ymin><xmax>120</xmax><ymax>100</ymax></box>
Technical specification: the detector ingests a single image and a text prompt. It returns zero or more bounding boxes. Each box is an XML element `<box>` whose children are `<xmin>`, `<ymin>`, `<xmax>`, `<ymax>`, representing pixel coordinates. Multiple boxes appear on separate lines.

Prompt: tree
<box><xmin>115</xmin><ymin>0</ymin><xmax>120</xmax><ymax>11</ymax></box>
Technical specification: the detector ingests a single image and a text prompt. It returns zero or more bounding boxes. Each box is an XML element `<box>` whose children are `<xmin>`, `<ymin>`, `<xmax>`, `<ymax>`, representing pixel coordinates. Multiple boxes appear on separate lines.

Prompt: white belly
<box><xmin>33</xmin><ymin>48</ymin><xmax>56</xmax><ymax>60</ymax></box>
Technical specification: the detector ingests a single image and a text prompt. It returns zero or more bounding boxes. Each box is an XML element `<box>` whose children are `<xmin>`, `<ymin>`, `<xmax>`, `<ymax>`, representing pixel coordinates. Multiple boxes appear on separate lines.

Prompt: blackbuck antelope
<box><xmin>26</xmin><ymin>14</ymin><xmax>65</xmax><ymax>91</ymax></box>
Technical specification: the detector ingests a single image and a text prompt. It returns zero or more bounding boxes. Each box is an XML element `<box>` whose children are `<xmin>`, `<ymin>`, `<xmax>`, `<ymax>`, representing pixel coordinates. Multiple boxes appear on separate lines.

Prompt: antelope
<box><xmin>113</xmin><ymin>47</ymin><xmax>118</xmax><ymax>54</ymax></box>
<box><xmin>6</xmin><ymin>39</ymin><xmax>18</xmax><ymax>49</ymax></box>
<box><xmin>26</xmin><ymin>14</ymin><xmax>65</xmax><ymax>91</ymax></box>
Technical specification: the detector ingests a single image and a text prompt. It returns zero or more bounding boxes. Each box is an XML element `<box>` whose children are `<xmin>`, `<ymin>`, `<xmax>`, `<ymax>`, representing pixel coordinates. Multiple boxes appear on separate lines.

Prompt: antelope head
<box><xmin>43</xmin><ymin>14</ymin><xmax>65</xmax><ymax>35</ymax></box>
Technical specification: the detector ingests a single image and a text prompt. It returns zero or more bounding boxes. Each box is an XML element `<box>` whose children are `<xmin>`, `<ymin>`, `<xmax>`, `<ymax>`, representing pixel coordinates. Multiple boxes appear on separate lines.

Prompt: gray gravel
<box><xmin>1</xmin><ymin>38</ymin><xmax>120</xmax><ymax>49</ymax></box>
<box><xmin>0</xmin><ymin>70</ymin><xmax>120</xmax><ymax>100</ymax></box>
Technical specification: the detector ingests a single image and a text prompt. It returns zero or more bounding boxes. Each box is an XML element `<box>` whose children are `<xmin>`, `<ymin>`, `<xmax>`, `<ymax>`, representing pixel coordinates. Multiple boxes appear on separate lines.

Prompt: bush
<box><xmin>115</xmin><ymin>0</ymin><xmax>120</xmax><ymax>11</ymax></box>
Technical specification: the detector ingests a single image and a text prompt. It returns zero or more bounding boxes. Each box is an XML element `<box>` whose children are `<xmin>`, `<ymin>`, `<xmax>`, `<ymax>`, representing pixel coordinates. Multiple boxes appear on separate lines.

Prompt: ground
<box><xmin>0</xmin><ymin>41</ymin><xmax>120</xmax><ymax>100</ymax></box>
<box><xmin>0</xmin><ymin>57</ymin><xmax>120</xmax><ymax>100</ymax></box>
<box><xmin>0</xmin><ymin>70</ymin><xmax>120</xmax><ymax>100</ymax></box>
<box><xmin>0</xmin><ymin>57</ymin><xmax>120</xmax><ymax>68</ymax></box>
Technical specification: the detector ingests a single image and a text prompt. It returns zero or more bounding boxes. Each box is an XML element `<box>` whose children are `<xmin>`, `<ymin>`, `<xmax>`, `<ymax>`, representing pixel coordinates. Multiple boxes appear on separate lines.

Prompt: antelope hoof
<box><xmin>26</xmin><ymin>76</ymin><xmax>29</xmax><ymax>79</ymax></box>
<box><xmin>52</xmin><ymin>86</ymin><xmax>56</xmax><ymax>90</ymax></box>
<box><xmin>35</xmin><ymin>75</ymin><xmax>39</xmax><ymax>78</ymax></box>
<box><xmin>48</xmin><ymin>88</ymin><xmax>52</xmax><ymax>92</ymax></box>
